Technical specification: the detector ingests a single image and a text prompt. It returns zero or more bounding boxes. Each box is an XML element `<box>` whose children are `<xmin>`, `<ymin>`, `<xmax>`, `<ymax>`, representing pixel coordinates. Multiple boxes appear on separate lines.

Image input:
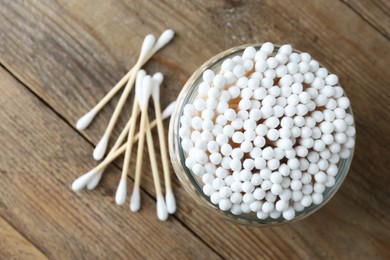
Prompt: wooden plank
<box><xmin>0</xmin><ymin>0</ymin><xmax>389</xmax><ymax>259</ymax></box>
<box><xmin>342</xmin><ymin>0</ymin><xmax>390</xmax><ymax>39</ymax></box>
<box><xmin>0</xmin><ymin>68</ymin><xmax>219</xmax><ymax>259</ymax></box>
<box><xmin>0</xmin><ymin>217</ymin><xmax>47</xmax><ymax>260</ymax></box>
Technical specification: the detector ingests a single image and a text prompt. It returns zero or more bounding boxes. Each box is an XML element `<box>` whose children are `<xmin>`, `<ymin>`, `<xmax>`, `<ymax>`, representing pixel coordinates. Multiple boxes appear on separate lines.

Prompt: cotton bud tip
<box><xmin>130</xmin><ymin>187</ymin><xmax>141</xmax><ymax>212</ymax></box>
<box><xmin>162</xmin><ymin>101</ymin><xmax>177</xmax><ymax>120</ymax></box>
<box><xmin>137</xmin><ymin>75</ymin><xmax>152</xmax><ymax>108</ymax></box>
<box><xmin>165</xmin><ymin>189</ymin><xmax>176</xmax><ymax>214</ymax></box>
<box><xmin>153</xmin><ymin>72</ymin><xmax>164</xmax><ymax>85</ymax></box>
<box><xmin>76</xmin><ymin>110</ymin><xmax>96</xmax><ymax>130</ymax></box>
<box><xmin>140</xmin><ymin>34</ymin><xmax>156</xmax><ymax>60</ymax></box>
<box><xmin>157</xmin><ymin>195</ymin><xmax>168</xmax><ymax>221</ymax></box>
<box><xmin>115</xmin><ymin>178</ymin><xmax>127</xmax><ymax>205</ymax></box>
<box><xmin>155</xmin><ymin>29</ymin><xmax>175</xmax><ymax>51</ymax></box>
<box><xmin>142</xmin><ymin>76</ymin><xmax>153</xmax><ymax>106</ymax></box>
<box><xmin>86</xmin><ymin>168</ymin><xmax>105</xmax><ymax>190</ymax></box>
<box><xmin>135</xmin><ymin>70</ymin><xmax>146</xmax><ymax>105</ymax></box>
<box><xmin>93</xmin><ymin>134</ymin><xmax>109</xmax><ymax>160</ymax></box>
<box><xmin>71</xmin><ymin>170</ymin><xmax>96</xmax><ymax>191</ymax></box>
<box><xmin>136</xmin><ymin>70</ymin><xmax>147</xmax><ymax>89</ymax></box>
<box><xmin>152</xmin><ymin>79</ymin><xmax>161</xmax><ymax>102</ymax></box>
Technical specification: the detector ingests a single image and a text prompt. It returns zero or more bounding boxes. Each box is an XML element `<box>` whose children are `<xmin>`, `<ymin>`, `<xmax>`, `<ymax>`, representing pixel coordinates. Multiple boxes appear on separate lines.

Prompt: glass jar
<box><xmin>168</xmin><ymin>44</ymin><xmax>355</xmax><ymax>226</ymax></box>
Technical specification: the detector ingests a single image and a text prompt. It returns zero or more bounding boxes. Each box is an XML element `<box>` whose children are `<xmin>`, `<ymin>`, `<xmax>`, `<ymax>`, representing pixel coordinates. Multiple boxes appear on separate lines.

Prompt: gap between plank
<box><xmin>0</xmin><ymin>215</ymin><xmax>49</xmax><ymax>259</ymax></box>
<box><xmin>340</xmin><ymin>0</ymin><xmax>390</xmax><ymax>41</ymax></box>
<box><xmin>0</xmin><ymin>63</ymin><xmax>224</xmax><ymax>259</ymax></box>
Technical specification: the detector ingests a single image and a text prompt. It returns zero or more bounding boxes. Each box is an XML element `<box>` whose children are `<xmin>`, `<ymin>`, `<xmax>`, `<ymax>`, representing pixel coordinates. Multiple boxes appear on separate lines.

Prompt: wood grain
<box><xmin>0</xmin><ymin>68</ymin><xmax>219</xmax><ymax>259</ymax></box>
<box><xmin>0</xmin><ymin>217</ymin><xmax>47</xmax><ymax>260</ymax></box>
<box><xmin>0</xmin><ymin>0</ymin><xmax>389</xmax><ymax>259</ymax></box>
<box><xmin>342</xmin><ymin>0</ymin><xmax>390</xmax><ymax>39</ymax></box>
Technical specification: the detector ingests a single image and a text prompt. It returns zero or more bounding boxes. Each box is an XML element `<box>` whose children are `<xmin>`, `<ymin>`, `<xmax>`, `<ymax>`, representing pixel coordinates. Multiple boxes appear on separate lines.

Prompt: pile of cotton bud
<box><xmin>179</xmin><ymin>42</ymin><xmax>356</xmax><ymax>221</ymax></box>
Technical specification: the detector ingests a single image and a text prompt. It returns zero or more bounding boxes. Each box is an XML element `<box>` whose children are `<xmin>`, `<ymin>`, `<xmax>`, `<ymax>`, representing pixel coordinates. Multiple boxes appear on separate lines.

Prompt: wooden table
<box><xmin>0</xmin><ymin>0</ymin><xmax>389</xmax><ymax>259</ymax></box>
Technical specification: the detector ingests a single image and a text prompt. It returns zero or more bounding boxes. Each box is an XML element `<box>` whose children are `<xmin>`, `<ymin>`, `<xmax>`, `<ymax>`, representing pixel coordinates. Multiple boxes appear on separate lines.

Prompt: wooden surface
<box><xmin>0</xmin><ymin>0</ymin><xmax>389</xmax><ymax>259</ymax></box>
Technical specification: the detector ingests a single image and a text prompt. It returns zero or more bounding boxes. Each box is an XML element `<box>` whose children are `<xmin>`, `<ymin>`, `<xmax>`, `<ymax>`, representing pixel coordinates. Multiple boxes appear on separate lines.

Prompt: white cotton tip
<box><xmin>130</xmin><ymin>187</ymin><xmax>141</xmax><ymax>212</ymax></box>
<box><xmin>153</xmin><ymin>72</ymin><xmax>164</xmax><ymax>85</ymax></box>
<box><xmin>115</xmin><ymin>178</ymin><xmax>127</xmax><ymax>205</ymax></box>
<box><xmin>86</xmin><ymin>168</ymin><xmax>104</xmax><ymax>190</ymax></box>
<box><xmin>76</xmin><ymin>110</ymin><xmax>96</xmax><ymax>130</ymax></box>
<box><xmin>71</xmin><ymin>170</ymin><xmax>96</xmax><ymax>191</ymax></box>
<box><xmin>135</xmin><ymin>70</ymin><xmax>146</xmax><ymax>106</ymax></box>
<box><xmin>136</xmin><ymin>70</ymin><xmax>147</xmax><ymax>90</ymax></box>
<box><xmin>165</xmin><ymin>189</ymin><xmax>176</xmax><ymax>214</ymax></box>
<box><xmin>139</xmin><ymin>34</ymin><xmax>156</xmax><ymax>60</ymax></box>
<box><xmin>93</xmin><ymin>134</ymin><xmax>109</xmax><ymax>160</ymax></box>
<box><xmin>152</xmin><ymin>74</ymin><xmax>163</xmax><ymax>102</ymax></box>
<box><xmin>155</xmin><ymin>29</ymin><xmax>175</xmax><ymax>51</ymax></box>
<box><xmin>161</xmin><ymin>101</ymin><xmax>177</xmax><ymax>120</ymax></box>
<box><xmin>157</xmin><ymin>195</ymin><xmax>168</xmax><ymax>221</ymax></box>
<box><xmin>152</xmin><ymin>83</ymin><xmax>160</xmax><ymax>103</ymax></box>
<box><xmin>138</xmin><ymin>75</ymin><xmax>153</xmax><ymax>107</ymax></box>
